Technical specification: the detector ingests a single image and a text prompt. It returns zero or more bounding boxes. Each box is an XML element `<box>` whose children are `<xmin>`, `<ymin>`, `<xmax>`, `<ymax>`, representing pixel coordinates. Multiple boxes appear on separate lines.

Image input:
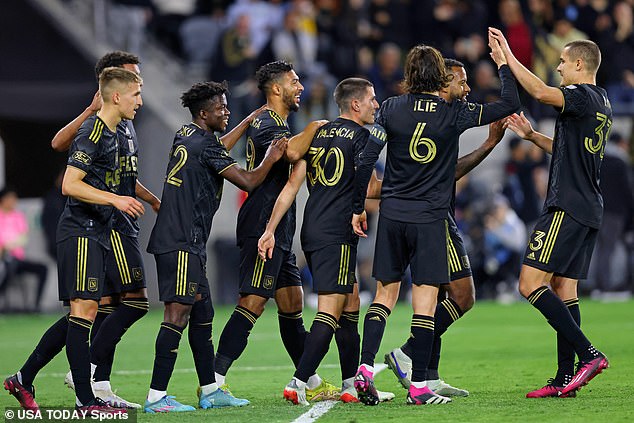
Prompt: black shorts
<box><xmin>239</xmin><ymin>238</ymin><xmax>302</xmax><ymax>298</ymax></box>
<box><xmin>447</xmin><ymin>216</ymin><xmax>472</xmax><ymax>281</ymax></box>
<box><xmin>154</xmin><ymin>251</ymin><xmax>209</xmax><ymax>305</ymax></box>
<box><xmin>523</xmin><ymin>209</ymin><xmax>598</xmax><ymax>279</ymax></box>
<box><xmin>373</xmin><ymin>215</ymin><xmax>449</xmax><ymax>286</ymax></box>
<box><xmin>103</xmin><ymin>230</ymin><xmax>146</xmax><ymax>296</ymax></box>
<box><xmin>57</xmin><ymin>237</ymin><xmax>107</xmax><ymax>301</ymax></box>
<box><xmin>305</xmin><ymin>244</ymin><xmax>356</xmax><ymax>294</ymax></box>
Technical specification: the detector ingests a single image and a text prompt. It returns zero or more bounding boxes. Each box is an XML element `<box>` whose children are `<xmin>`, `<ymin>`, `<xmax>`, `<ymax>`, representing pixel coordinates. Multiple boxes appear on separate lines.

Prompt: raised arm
<box><xmin>258</xmin><ymin>160</ymin><xmax>307</xmax><ymax>260</ymax></box>
<box><xmin>220</xmin><ymin>104</ymin><xmax>267</xmax><ymax>151</ymax></box>
<box><xmin>221</xmin><ymin>137</ymin><xmax>288</xmax><ymax>192</ymax></box>
<box><xmin>285</xmin><ymin>120</ymin><xmax>328</xmax><ymax>162</ymax></box>
<box><xmin>455</xmin><ymin>118</ymin><xmax>506</xmax><ymax>180</ymax></box>
<box><xmin>489</xmin><ymin>27</ymin><xmax>563</xmax><ymax>108</ymax></box>
<box><xmin>62</xmin><ymin>166</ymin><xmax>145</xmax><ymax>218</ymax></box>
<box><xmin>135</xmin><ymin>180</ymin><xmax>161</xmax><ymax>212</ymax></box>
<box><xmin>51</xmin><ymin>91</ymin><xmax>102</xmax><ymax>152</ymax></box>
<box><xmin>506</xmin><ymin>111</ymin><xmax>553</xmax><ymax>154</ymax></box>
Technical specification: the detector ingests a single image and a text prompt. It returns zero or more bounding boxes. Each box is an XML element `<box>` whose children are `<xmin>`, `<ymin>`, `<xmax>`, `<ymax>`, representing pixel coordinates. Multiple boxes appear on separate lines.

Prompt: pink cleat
<box><xmin>354</xmin><ymin>366</ymin><xmax>379</xmax><ymax>406</ymax></box>
<box><xmin>526</xmin><ymin>378</ymin><xmax>576</xmax><ymax>398</ymax></box>
<box><xmin>4</xmin><ymin>375</ymin><xmax>39</xmax><ymax>411</ymax></box>
<box><xmin>561</xmin><ymin>355</ymin><xmax>609</xmax><ymax>396</ymax></box>
<box><xmin>406</xmin><ymin>385</ymin><xmax>451</xmax><ymax>405</ymax></box>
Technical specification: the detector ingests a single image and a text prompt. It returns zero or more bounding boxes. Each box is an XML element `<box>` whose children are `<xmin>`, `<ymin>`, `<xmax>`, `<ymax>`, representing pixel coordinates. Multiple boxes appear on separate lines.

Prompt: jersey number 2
<box><xmin>166</xmin><ymin>145</ymin><xmax>188</xmax><ymax>187</ymax></box>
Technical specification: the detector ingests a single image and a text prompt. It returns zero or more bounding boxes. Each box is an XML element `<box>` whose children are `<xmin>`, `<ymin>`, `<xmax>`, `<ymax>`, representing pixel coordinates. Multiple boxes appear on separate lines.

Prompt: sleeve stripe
<box><xmin>478</xmin><ymin>104</ymin><xmax>483</xmax><ymax>126</ymax></box>
<box><xmin>218</xmin><ymin>162</ymin><xmax>238</xmax><ymax>174</ymax></box>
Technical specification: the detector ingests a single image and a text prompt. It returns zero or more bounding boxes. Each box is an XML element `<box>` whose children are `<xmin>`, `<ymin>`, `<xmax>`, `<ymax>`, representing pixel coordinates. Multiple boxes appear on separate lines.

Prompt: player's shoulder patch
<box><xmin>71</xmin><ymin>151</ymin><xmax>92</xmax><ymax>165</ymax></box>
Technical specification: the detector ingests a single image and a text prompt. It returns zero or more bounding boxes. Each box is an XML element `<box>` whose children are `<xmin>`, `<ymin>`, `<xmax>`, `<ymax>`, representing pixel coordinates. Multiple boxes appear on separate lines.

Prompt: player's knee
<box><xmin>191</xmin><ymin>295</ymin><xmax>214</xmax><ymax>325</ymax></box>
<box><xmin>164</xmin><ymin>304</ymin><xmax>191</xmax><ymax>328</ymax></box>
<box><xmin>238</xmin><ymin>295</ymin><xmax>265</xmax><ymax>316</ymax></box>
<box><xmin>518</xmin><ymin>281</ymin><xmax>535</xmax><ymax>299</ymax></box>
<box><xmin>451</xmin><ymin>290</ymin><xmax>475</xmax><ymax>313</ymax></box>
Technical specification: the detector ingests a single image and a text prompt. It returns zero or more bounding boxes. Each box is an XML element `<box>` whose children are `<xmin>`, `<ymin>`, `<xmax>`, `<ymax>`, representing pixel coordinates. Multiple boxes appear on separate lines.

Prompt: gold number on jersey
<box><xmin>584</xmin><ymin>112</ymin><xmax>612</xmax><ymax>158</ymax></box>
<box><xmin>308</xmin><ymin>146</ymin><xmax>344</xmax><ymax>186</ymax></box>
<box><xmin>409</xmin><ymin>122</ymin><xmax>436</xmax><ymax>164</ymax></box>
<box><xmin>166</xmin><ymin>145</ymin><xmax>188</xmax><ymax>187</ymax></box>
<box><xmin>529</xmin><ymin>230</ymin><xmax>546</xmax><ymax>251</ymax></box>
<box><xmin>246</xmin><ymin>137</ymin><xmax>255</xmax><ymax>171</ymax></box>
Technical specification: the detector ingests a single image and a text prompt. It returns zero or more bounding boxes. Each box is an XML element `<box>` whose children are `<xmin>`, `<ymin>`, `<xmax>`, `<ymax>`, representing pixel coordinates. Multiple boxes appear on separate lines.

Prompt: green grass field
<box><xmin>1</xmin><ymin>299</ymin><xmax>633</xmax><ymax>422</ymax></box>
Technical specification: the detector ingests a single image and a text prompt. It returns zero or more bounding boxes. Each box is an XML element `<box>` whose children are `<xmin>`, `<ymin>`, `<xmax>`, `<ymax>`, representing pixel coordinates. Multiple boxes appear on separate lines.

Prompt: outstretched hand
<box><xmin>488</xmin><ymin>29</ymin><xmax>507</xmax><ymax>68</ymax></box>
<box><xmin>505</xmin><ymin>111</ymin><xmax>534</xmax><ymax>140</ymax></box>
<box><xmin>488</xmin><ymin>117</ymin><xmax>507</xmax><ymax>145</ymax></box>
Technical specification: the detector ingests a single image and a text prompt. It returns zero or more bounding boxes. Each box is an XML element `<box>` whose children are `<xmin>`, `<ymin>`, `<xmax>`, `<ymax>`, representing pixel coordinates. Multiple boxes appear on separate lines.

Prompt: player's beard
<box><xmin>283</xmin><ymin>89</ymin><xmax>299</xmax><ymax>112</ymax></box>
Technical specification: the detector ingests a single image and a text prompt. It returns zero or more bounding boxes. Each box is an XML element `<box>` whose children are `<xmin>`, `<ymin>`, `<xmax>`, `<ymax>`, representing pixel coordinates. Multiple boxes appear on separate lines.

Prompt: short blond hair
<box><xmin>99</xmin><ymin>67</ymin><xmax>142</xmax><ymax>102</ymax></box>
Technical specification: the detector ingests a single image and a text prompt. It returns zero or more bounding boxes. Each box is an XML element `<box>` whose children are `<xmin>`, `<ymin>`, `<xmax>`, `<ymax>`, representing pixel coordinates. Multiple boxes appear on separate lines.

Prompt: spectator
<box><xmin>108</xmin><ymin>0</ymin><xmax>154</xmax><ymax>56</ymax></box>
<box><xmin>271</xmin><ymin>5</ymin><xmax>318</xmax><ymax>79</ymax></box>
<box><xmin>40</xmin><ymin>171</ymin><xmax>66</xmax><ymax>261</ymax></box>
<box><xmin>0</xmin><ymin>187</ymin><xmax>48</xmax><ymax>312</ymax></box>
<box><xmin>469</xmin><ymin>60</ymin><xmax>501</xmax><ymax>104</ymax></box>
<box><xmin>591</xmin><ymin>132</ymin><xmax>634</xmax><ymax>292</ymax></box>
<box><xmin>365</xmin><ymin>42</ymin><xmax>404</xmax><ymax>102</ymax></box>
<box><xmin>226</xmin><ymin>0</ymin><xmax>284</xmax><ymax>58</ymax></box>
<box><xmin>482</xmin><ymin>194</ymin><xmax>526</xmax><ymax>294</ymax></box>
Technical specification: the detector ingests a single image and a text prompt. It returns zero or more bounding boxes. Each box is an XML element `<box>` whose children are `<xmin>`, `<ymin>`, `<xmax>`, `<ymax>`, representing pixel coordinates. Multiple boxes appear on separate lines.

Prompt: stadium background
<box><xmin>0</xmin><ymin>0</ymin><xmax>632</xmax><ymax>312</ymax></box>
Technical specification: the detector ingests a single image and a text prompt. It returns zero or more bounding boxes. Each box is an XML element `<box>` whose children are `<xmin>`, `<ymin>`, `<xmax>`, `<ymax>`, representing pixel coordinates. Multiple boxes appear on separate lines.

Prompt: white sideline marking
<box><xmin>291</xmin><ymin>400</ymin><xmax>338</xmax><ymax>423</ymax></box>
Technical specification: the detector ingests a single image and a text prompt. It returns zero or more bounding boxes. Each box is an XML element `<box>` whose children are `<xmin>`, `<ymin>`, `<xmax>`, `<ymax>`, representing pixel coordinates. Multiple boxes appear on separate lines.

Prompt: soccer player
<box><xmin>383</xmin><ymin>59</ymin><xmax>508</xmax><ymax>397</ymax></box>
<box><xmin>50</xmin><ymin>51</ymin><xmax>157</xmax><ymax>409</ymax></box>
<box><xmin>144</xmin><ymin>81</ymin><xmax>287</xmax><ymax>413</ymax></box>
<box><xmin>489</xmin><ymin>27</ymin><xmax>610</xmax><ymax>397</ymax></box>
<box><xmin>4</xmin><ymin>67</ymin><xmax>145</xmax><ymax>414</ymax></box>
<box><xmin>257</xmin><ymin>78</ymin><xmax>393</xmax><ymax>405</ymax></box>
<box><xmin>213</xmin><ymin>61</ymin><xmax>336</xmax><ymax>401</ymax></box>
<box><xmin>351</xmin><ymin>42</ymin><xmax>520</xmax><ymax>406</ymax></box>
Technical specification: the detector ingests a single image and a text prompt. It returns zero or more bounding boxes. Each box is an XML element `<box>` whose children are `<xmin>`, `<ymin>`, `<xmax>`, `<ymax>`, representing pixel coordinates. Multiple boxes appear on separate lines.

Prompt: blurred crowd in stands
<box><xmin>27</xmin><ymin>0</ymin><xmax>634</xmax><ymax>305</ymax></box>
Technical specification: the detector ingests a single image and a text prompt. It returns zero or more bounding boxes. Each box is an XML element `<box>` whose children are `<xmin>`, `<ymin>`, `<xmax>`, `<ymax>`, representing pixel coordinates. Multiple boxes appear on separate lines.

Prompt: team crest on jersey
<box><xmin>87</xmin><ymin>278</ymin><xmax>99</xmax><ymax>292</ymax></box>
<box><xmin>263</xmin><ymin>275</ymin><xmax>274</xmax><ymax>290</ymax></box>
<box><xmin>132</xmin><ymin>267</ymin><xmax>143</xmax><ymax>281</ymax></box>
<box><xmin>467</xmin><ymin>102</ymin><xmax>477</xmax><ymax>111</ymax></box>
<box><xmin>71</xmin><ymin>151</ymin><xmax>92</xmax><ymax>165</ymax></box>
<box><xmin>188</xmin><ymin>282</ymin><xmax>198</xmax><ymax>296</ymax></box>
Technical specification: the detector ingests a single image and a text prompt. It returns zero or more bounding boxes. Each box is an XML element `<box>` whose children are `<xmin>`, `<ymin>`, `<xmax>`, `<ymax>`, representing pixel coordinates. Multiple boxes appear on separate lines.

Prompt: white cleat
<box><xmin>283</xmin><ymin>379</ymin><xmax>309</xmax><ymax>406</ymax></box>
<box><xmin>426</xmin><ymin>379</ymin><xmax>469</xmax><ymax>397</ymax></box>
<box><xmin>64</xmin><ymin>371</ymin><xmax>75</xmax><ymax>391</ymax></box>
<box><xmin>94</xmin><ymin>388</ymin><xmax>142</xmax><ymax>409</ymax></box>
<box><xmin>384</xmin><ymin>348</ymin><xmax>412</xmax><ymax>389</ymax></box>
<box><xmin>340</xmin><ymin>386</ymin><xmax>395</xmax><ymax>403</ymax></box>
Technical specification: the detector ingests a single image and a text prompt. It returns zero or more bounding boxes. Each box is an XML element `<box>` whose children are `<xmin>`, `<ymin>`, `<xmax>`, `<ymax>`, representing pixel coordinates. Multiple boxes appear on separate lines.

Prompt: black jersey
<box><xmin>354</xmin><ymin>65</ymin><xmax>520</xmax><ymax>223</ymax></box>
<box><xmin>236</xmin><ymin>109</ymin><xmax>294</xmax><ymax>251</ymax></box>
<box><xmin>111</xmin><ymin>120</ymin><xmax>140</xmax><ymax>237</ymax></box>
<box><xmin>147</xmin><ymin>123</ymin><xmax>237</xmax><ymax>258</ymax></box>
<box><xmin>544</xmin><ymin>84</ymin><xmax>612</xmax><ymax>228</ymax></box>
<box><xmin>300</xmin><ymin>118</ymin><xmax>368</xmax><ymax>252</ymax></box>
<box><xmin>56</xmin><ymin>115</ymin><xmax>120</xmax><ymax>248</ymax></box>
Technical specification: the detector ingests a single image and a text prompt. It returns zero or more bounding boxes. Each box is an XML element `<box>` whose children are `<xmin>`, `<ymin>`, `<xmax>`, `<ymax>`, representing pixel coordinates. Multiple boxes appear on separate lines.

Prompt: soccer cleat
<box><xmin>526</xmin><ymin>378</ymin><xmax>575</xmax><ymax>398</ymax></box>
<box><xmin>306</xmin><ymin>379</ymin><xmax>340</xmax><ymax>402</ymax></box>
<box><xmin>406</xmin><ymin>385</ymin><xmax>451</xmax><ymax>405</ymax></box>
<box><xmin>4</xmin><ymin>374</ymin><xmax>39</xmax><ymax>411</ymax></box>
<box><xmin>77</xmin><ymin>397</ymin><xmax>127</xmax><ymax>416</ymax></box>
<box><xmin>426</xmin><ymin>379</ymin><xmax>469</xmax><ymax>397</ymax></box>
<box><xmin>64</xmin><ymin>370</ymin><xmax>75</xmax><ymax>391</ymax></box>
<box><xmin>384</xmin><ymin>348</ymin><xmax>412</xmax><ymax>389</ymax></box>
<box><xmin>94</xmin><ymin>387</ymin><xmax>142</xmax><ymax>409</ymax></box>
<box><xmin>143</xmin><ymin>395</ymin><xmax>196</xmax><ymax>413</ymax></box>
<box><xmin>561</xmin><ymin>355</ymin><xmax>609</xmax><ymax>396</ymax></box>
<box><xmin>283</xmin><ymin>379</ymin><xmax>309</xmax><ymax>406</ymax></box>
<box><xmin>196</xmin><ymin>386</ymin><xmax>249</xmax><ymax>408</ymax></box>
<box><xmin>354</xmin><ymin>366</ymin><xmax>380</xmax><ymax>406</ymax></box>
<box><xmin>340</xmin><ymin>386</ymin><xmax>395</xmax><ymax>403</ymax></box>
